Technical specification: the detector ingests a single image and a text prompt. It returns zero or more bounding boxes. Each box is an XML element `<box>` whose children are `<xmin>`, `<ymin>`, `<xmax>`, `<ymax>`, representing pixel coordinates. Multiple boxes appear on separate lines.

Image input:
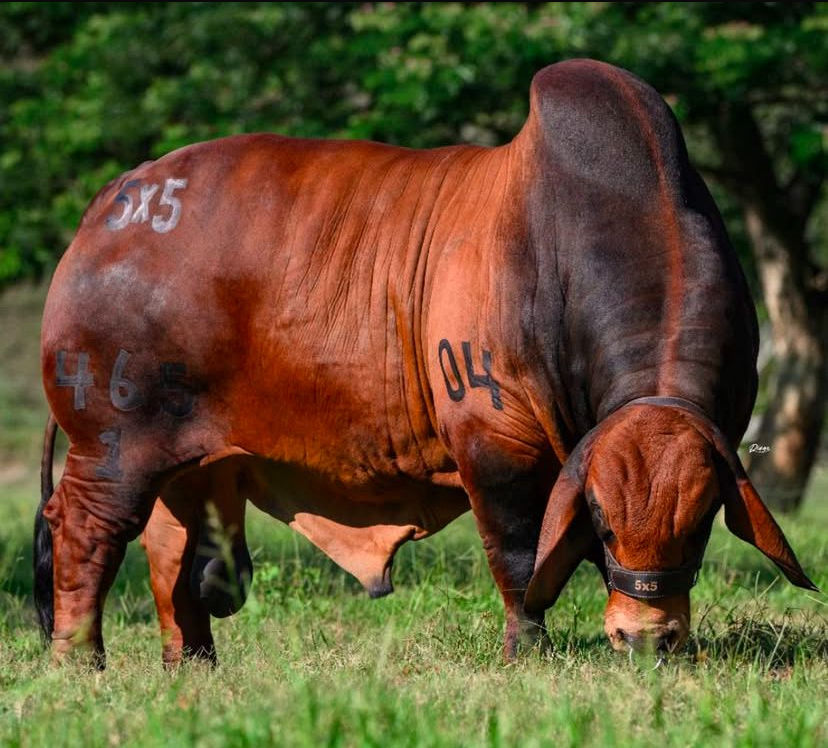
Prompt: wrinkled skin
<box><xmin>38</xmin><ymin>59</ymin><xmax>814</xmax><ymax>667</ymax></box>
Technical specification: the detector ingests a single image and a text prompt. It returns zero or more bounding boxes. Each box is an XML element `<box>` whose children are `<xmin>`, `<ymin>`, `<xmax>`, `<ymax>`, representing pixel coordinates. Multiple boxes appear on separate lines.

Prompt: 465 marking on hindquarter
<box><xmin>55</xmin><ymin>349</ymin><xmax>195</xmax><ymax>417</ymax></box>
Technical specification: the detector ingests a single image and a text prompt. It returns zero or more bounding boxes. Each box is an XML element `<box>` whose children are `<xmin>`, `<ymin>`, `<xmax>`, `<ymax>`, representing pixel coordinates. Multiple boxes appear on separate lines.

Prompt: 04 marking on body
<box><xmin>106</xmin><ymin>177</ymin><xmax>188</xmax><ymax>233</ymax></box>
<box><xmin>438</xmin><ymin>339</ymin><xmax>503</xmax><ymax>411</ymax></box>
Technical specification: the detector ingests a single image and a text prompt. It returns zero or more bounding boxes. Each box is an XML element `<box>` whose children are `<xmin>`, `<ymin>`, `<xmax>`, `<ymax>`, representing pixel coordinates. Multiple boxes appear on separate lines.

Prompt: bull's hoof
<box><xmin>190</xmin><ymin>546</ymin><xmax>253</xmax><ymax>618</ymax></box>
<box><xmin>50</xmin><ymin>635</ymin><xmax>107</xmax><ymax>671</ymax></box>
<box><xmin>503</xmin><ymin>616</ymin><xmax>551</xmax><ymax>661</ymax></box>
<box><xmin>162</xmin><ymin>642</ymin><xmax>217</xmax><ymax>669</ymax></box>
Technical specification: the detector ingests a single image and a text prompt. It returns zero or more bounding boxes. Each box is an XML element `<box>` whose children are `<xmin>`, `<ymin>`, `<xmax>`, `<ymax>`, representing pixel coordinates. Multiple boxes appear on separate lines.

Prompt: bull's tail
<box><xmin>34</xmin><ymin>411</ymin><xmax>57</xmax><ymax>643</ymax></box>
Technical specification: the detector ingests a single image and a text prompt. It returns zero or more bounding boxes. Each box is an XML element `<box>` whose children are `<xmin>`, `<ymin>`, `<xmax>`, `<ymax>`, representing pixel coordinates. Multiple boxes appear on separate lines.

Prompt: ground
<box><xmin>0</xmin><ymin>283</ymin><xmax>826</xmax><ymax>747</ymax></box>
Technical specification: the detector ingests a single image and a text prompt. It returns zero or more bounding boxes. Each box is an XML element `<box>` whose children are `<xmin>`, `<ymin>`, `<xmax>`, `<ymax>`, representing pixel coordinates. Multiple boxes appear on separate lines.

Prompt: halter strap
<box><xmin>602</xmin><ymin>540</ymin><xmax>705</xmax><ymax>600</ymax></box>
<box><xmin>616</xmin><ymin>395</ymin><xmax>711</xmax><ymax>422</ymax></box>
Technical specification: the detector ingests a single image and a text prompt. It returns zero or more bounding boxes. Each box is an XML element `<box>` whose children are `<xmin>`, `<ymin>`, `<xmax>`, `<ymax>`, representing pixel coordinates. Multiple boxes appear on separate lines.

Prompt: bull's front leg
<box><xmin>456</xmin><ymin>440</ymin><xmax>556</xmax><ymax>661</ymax></box>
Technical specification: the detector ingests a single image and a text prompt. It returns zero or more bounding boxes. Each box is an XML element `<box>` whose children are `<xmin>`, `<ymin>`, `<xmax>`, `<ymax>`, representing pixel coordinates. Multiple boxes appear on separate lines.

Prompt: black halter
<box><xmin>593</xmin><ymin>395</ymin><xmax>715</xmax><ymax>600</ymax></box>
<box><xmin>602</xmin><ymin>542</ymin><xmax>705</xmax><ymax>600</ymax></box>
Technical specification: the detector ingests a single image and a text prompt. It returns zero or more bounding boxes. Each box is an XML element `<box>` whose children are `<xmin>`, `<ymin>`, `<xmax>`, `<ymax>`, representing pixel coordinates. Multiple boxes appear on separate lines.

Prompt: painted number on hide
<box><xmin>52</xmin><ymin>351</ymin><xmax>197</xmax><ymax>416</ymax></box>
<box><xmin>438</xmin><ymin>340</ymin><xmax>465</xmax><ymax>402</ymax></box>
<box><xmin>461</xmin><ymin>341</ymin><xmax>503</xmax><ymax>410</ymax></box>
<box><xmin>109</xmin><ymin>349</ymin><xmax>142</xmax><ymax>411</ymax></box>
<box><xmin>438</xmin><ymin>339</ymin><xmax>503</xmax><ymax>411</ymax></box>
<box><xmin>55</xmin><ymin>351</ymin><xmax>94</xmax><ymax>410</ymax></box>
<box><xmin>160</xmin><ymin>362</ymin><xmax>195</xmax><ymax>417</ymax></box>
<box><xmin>106</xmin><ymin>177</ymin><xmax>188</xmax><ymax>233</ymax></box>
<box><xmin>96</xmin><ymin>428</ymin><xmax>122</xmax><ymax>480</ymax></box>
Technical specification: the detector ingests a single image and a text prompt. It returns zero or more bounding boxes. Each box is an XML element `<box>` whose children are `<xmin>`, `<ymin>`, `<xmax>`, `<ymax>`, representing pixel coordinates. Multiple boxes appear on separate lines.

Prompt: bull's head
<box><xmin>525</xmin><ymin>398</ymin><xmax>816</xmax><ymax>654</ymax></box>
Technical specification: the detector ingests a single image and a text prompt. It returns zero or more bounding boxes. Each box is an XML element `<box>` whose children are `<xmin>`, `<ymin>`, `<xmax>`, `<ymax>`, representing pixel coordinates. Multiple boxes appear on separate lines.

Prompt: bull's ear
<box><xmin>691</xmin><ymin>417</ymin><xmax>818</xmax><ymax>592</ymax></box>
<box><xmin>524</xmin><ymin>431</ymin><xmax>600</xmax><ymax>614</ymax></box>
<box><xmin>718</xmin><ymin>458</ymin><xmax>818</xmax><ymax>591</ymax></box>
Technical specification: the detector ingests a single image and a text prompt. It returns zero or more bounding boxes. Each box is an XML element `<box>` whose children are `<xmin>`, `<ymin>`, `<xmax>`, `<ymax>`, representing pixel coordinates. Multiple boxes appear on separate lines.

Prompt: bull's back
<box><xmin>42</xmin><ymin>134</ymin><xmax>493</xmax><ymax>488</ymax></box>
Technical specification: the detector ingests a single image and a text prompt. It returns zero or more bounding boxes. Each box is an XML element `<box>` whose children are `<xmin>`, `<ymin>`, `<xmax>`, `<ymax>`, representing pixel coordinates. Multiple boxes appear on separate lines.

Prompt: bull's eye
<box><xmin>586</xmin><ymin>491</ymin><xmax>614</xmax><ymax>543</ymax></box>
<box><xmin>597</xmin><ymin>526</ymin><xmax>615</xmax><ymax>544</ymax></box>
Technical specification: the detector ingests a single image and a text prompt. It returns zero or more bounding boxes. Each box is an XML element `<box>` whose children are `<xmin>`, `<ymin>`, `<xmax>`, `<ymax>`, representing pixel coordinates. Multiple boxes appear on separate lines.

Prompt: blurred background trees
<box><xmin>1</xmin><ymin>2</ymin><xmax>825</xmax><ymax>509</ymax></box>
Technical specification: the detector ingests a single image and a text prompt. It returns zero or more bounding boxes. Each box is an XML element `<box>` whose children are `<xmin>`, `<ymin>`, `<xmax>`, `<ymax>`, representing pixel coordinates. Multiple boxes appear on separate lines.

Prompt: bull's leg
<box><xmin>458</xmin><ymin>451</ymin><xmax>555</xmax><ymax>661</ymax></box>
<box><xmin>141</xmin><ymin>486</ymin><xmax>215</xmax><ymax>667</ymax></box>
<box><xmin>42</xmin><ymin>449</ymin><xmax>158</xmax><ymax>669</ymax></box>
<box><xmin>188</xmin><ymin>460</ymin><xmax>252</xmax><ymax>619</ymax></box>
<box><xmin>142</xmin><ymin>459</ymin><xmax>251</xmax><ymax>666</ymax></box>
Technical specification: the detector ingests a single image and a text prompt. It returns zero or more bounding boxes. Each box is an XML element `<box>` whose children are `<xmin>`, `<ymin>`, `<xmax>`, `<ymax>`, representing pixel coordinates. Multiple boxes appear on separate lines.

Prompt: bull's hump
<box><xmin>529</xmin><ymin>59</ymin><xmax>733</xmax><ymax>405</ymax></box>
<box><xmin>528</xmin><ymin>59</ymin><xmax>686</xmax><ymax>202</ymax></box>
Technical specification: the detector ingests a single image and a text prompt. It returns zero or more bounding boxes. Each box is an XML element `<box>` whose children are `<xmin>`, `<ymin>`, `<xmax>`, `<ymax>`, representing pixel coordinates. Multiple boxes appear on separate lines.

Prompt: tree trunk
<box><xmin>742</xmin><ymin>206</ymin><xmax>827</xmax><ymax>512</ymax></box>
<box><xmin>711</xmin><ymin>102</ymin><xmax>827</xmax><ymax>512</ymax></box>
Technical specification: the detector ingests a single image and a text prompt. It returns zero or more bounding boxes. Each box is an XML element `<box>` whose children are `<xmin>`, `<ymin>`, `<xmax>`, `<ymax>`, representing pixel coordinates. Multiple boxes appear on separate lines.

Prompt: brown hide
<box><xmin>41</xmin><ymin>134</ymin><xmax>522</xmax><ymax>590</ymax></box>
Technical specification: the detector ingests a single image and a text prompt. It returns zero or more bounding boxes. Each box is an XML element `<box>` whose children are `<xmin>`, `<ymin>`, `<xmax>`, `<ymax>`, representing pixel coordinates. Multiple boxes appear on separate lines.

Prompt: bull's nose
<box><xmin>617</xmin><ymin>629</ymin><xmax>642</xmax><ymax>649</ymax></box>
<box><xmin>615</xmin><ymin>624</ymin><xmax>682</xmax><ymax>654</ymax></box>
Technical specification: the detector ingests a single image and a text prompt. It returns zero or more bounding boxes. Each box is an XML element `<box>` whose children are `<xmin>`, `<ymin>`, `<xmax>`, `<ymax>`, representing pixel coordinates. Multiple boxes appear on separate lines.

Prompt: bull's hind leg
<box><xmin>188</xmin><ymin>460</ymin><xmax>252</xmax><ymax>620</ymax></box>
<box><xmin>142</xmin><ymin>458</ymin><xmax>252</xmax><ymax>666</ymax></box>
<box><xmin>42</xmin><ymin>447</ymin><xmax>162</xmax><ymax>668</ymax></box>
<box><xmin>455</xmin><ymin>440</ymin><xmax>557</xmax><ymax>661</ymax></box>
<box><xmin>142</xmin><ymin>484</ymin><xmax>214</xmax><ymax>667</ymax></box>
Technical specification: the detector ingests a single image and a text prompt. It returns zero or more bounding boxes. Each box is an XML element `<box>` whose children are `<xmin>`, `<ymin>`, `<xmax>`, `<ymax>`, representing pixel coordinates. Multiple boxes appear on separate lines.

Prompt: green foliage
<box><xmin>0</xmin><ymin>2</ymin><xmax>826</xmax><ymax>286</ymax></box>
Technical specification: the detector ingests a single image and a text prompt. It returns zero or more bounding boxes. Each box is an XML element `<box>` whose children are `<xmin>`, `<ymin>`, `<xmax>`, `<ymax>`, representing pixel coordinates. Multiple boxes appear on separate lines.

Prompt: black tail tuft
<box><xmin>34</xmin><ymin>413</ymin><xmax>57</xmax><ymax>644</ymax></box>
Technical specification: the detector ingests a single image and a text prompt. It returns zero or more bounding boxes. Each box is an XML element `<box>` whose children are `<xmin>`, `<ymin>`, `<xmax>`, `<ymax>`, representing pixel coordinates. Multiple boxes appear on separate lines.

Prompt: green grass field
<box><xmin>1</xmin><ymin>284</ymin><xmax>826</xmax><ymax>747</ymax></box>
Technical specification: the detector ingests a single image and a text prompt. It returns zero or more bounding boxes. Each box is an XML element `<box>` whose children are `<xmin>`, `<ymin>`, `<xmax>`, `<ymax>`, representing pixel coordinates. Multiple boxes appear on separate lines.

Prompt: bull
<box><xmin>35</xmin><ymin>59</ymin><xmax>815</xmax><ymax>668</ymax></box>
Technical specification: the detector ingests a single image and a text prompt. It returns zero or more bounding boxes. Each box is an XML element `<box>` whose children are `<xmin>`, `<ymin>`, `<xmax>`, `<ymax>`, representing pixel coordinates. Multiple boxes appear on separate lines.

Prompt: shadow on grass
<box><xmin>689</xmin><ymin>610</ymin><xmax>828</xmax><ymax>668</ymax></box>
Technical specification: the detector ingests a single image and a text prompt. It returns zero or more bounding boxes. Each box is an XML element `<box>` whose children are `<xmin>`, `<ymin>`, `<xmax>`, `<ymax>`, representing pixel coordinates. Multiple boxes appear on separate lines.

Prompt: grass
<box><xmin>1</xmin><ymin>283</ymin><xmax>827</xmax><ymax>747</ymax></box>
